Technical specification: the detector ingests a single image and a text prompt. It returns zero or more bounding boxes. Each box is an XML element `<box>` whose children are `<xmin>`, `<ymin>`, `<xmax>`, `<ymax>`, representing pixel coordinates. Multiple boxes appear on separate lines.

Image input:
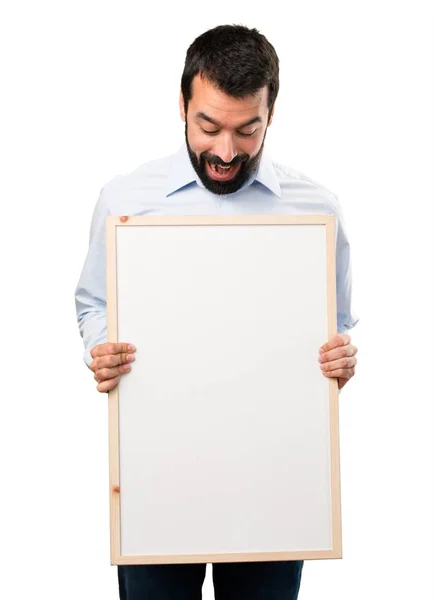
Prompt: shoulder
<box><xmin>272</xmin><ymin>159</ymin><xmax>341</xmax><ymax>214</ymax></box>
<box><xmin>102</xmin><ymin>153</ymin><xmax>173</xmax><ymax>193</ymax></box>
<box><xmin>96</xmin><ymin>152</ymin><xmax>175</xmax><ymax>213</ymax></box>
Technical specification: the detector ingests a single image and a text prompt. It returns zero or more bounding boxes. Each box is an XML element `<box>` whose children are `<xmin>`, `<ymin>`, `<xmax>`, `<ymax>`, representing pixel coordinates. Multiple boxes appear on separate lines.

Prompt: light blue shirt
<box><xmin>75</xmin><ymin>142</ymin><xmax>359</xmax><ymax>367</ymax></box>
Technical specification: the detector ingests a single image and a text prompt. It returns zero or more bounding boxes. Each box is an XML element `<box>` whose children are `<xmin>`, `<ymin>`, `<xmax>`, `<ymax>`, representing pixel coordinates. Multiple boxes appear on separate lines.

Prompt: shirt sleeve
<box><xmin>333</xmin><ymin>199</ymin><xmax>359</xmax><ymax>333</ymax></box>
<box><xmin>74</xmin><ymin>187</ymin><xmax>110</xmax><ymax>367</ymax></box>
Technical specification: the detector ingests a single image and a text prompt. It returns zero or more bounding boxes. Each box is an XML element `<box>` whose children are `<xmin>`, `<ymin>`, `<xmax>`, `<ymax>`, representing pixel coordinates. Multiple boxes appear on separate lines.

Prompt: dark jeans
<box><xmin>118</xmin><ymin>560</ymin><xmax>303</xmax><ymax>599</ymax></box>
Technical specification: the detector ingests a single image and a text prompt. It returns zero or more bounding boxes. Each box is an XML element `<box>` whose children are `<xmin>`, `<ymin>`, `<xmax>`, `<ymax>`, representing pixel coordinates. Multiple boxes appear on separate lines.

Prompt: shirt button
<box><xmin>221</xmin><ymin>195</ymin><xmax>227</xmax><ymax>200</ymax></box>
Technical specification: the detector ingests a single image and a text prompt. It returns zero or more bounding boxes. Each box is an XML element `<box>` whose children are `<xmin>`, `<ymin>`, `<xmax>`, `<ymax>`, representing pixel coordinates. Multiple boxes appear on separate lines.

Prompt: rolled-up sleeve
<box><xmin>75</xmin><ymin>187</ymin><xmax>110</xmax><ymax>367</ymax></box>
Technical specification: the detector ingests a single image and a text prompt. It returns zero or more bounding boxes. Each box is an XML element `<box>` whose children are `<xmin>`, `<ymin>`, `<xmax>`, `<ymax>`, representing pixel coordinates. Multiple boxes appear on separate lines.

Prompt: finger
<box><xmin>319</xmin><ymin>333</ymin><xmax>351</xmax><ymax>354</ymax></box>
<box><xmin>321</xmin><ymin>367</ymin><xmax>355</xmax><ymax>380</ymax></box>
<box><xmin>91</xmin><ymin>352</ymin><xmax>136</xmax><ymax>372</ymax></box>
<box><xmin>320</xmin><ymin>356</ymin><xmax>357</xmax><ymax>373</ymax></box>
<box><xmin>319</xmin><ymin>344</ymin><xmax>357</xmax><ymax>364</ymax></box>
<box><xmin>90</xmin><ymin>342</ymin><xmax>136</xmax><ymax>360</ymax></box>
<box><xmin>96</xmin><ymin>376</ymin><xmax>121</xmax><ymax>393</ymax></box>
<box><xmin>94</xmin><ymin>363</ymin><xmax>132</xmax><ymax>383</ymax></box>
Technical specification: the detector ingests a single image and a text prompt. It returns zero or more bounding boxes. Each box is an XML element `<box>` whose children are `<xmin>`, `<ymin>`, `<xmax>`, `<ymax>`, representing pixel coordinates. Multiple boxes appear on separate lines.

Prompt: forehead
<box><xmin>189</xmin><ymin>75</ymin><xmax>268</xmax><ymax>125</ymax></box>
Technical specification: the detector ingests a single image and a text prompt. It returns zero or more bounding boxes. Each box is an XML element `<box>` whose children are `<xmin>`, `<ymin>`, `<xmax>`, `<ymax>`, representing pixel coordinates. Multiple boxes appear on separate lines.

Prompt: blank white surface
<box><xmin>116</xmin><ymin>224</ymin><xmax>332</xmax><ymax>556</ymax></box>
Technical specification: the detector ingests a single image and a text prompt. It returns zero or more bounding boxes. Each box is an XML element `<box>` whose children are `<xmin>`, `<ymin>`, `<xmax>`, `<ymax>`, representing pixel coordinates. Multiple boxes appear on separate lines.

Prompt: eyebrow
<box><xmin>195</xmin><ymin>112</ymin><xmax>262</xmax><ymax>129</ymax></box>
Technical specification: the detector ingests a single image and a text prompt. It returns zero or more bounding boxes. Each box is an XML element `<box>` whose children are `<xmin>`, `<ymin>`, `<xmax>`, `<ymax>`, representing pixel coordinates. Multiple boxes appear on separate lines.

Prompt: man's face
<box><xmin>180</xmin><ymin>75</ymin><xmax>273</xmax><ymax>195</ymax></box>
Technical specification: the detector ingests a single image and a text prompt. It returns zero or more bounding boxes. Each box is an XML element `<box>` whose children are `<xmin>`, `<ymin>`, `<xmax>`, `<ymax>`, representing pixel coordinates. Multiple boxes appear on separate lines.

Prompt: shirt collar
<box><xmin>165</xmin><ymin>143</ymin><xmax>198</xmax><ymax>196</ymax></box>
<box><xmin>165</xmin><ymin>142</ymin><xmax>281</xmax><ymax>198</ymax></box>
<box><xmin>254</xmin><ymin>147</ymin><xmax>282</xmax><ymax>198</ymax></box>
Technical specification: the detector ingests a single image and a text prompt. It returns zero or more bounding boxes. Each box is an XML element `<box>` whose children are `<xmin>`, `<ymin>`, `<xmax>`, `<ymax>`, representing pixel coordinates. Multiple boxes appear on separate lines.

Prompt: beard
<box><xmin>185</xmin><ymin>123</ymin><xmax>266</xmax><ymax>195</ymax></box>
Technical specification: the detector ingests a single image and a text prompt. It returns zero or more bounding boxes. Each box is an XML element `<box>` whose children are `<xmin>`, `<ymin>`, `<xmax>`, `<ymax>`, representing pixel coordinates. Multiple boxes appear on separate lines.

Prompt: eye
<box><xmin>237</xmin><ymin>130</ymin><xmax>257</xmax><ymax>137</ymax></box>
<box><xmin>200</xmin><ymin>127</ymin><xmax>219</xmax><ymax>135</ymax></box>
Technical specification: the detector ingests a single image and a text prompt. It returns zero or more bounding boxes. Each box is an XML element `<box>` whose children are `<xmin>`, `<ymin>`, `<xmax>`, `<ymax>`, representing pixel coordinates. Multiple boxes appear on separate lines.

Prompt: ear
<box><xmin>179</xmin><ymin>90</ymin><xmax>186</xmax><ymax>122</ymax></box>
<box><xmin>267</xmin><ymin>106</ymin><xmax>275</xmax><ymax>127</ymax></box>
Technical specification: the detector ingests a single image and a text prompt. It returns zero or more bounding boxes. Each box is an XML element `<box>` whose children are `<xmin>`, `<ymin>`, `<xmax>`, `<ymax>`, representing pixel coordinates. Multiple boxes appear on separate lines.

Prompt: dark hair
<box><xmin>181</xmin><ymin>24</ymin><xmax>279</xmax><ymax>119</ymax></box>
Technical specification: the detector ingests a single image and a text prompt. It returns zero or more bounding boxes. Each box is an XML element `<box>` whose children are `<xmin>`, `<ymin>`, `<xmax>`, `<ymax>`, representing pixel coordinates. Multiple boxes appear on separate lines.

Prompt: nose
<box><xmin>214</xmin><ymin>133</ymin><xmax>238</xmax><ymax>164</ymax></box>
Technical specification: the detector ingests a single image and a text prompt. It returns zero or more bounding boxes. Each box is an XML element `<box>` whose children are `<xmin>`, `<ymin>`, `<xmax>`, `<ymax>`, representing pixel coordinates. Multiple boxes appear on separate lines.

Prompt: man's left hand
<box><xmin>318</xmin><ymin>333</ymin><xmax>358</xmax><ymax>390</ymax></box>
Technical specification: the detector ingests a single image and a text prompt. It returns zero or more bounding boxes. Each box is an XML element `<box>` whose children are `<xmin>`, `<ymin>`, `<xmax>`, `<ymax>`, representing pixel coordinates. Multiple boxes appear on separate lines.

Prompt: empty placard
<box><xmin>106</xmin><ymin>215</ymin><xmax>341</xmax><ymax>565</ymax></box>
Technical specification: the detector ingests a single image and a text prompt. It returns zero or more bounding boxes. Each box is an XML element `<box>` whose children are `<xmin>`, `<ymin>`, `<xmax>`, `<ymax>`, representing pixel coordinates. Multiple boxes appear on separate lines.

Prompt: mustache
<box><xmin>201</xmin><ymin>153</ymin><xmax>249</xmax><ymax>168</ymax></box>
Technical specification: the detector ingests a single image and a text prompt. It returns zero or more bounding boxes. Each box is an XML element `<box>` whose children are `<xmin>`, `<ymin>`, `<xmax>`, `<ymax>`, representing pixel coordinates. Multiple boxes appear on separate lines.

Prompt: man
<box><xmin>75</xmin><ymin>24</ymin><xmax>358</xmax><ymax>600</ymax></box>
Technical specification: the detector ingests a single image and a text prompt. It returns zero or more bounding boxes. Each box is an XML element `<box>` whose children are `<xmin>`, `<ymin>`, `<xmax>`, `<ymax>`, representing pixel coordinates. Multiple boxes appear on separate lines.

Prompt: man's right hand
<box><xmin>90</xmin><ymin>342</ymin><xmax>136</xmax><ymax>393</ymax></box>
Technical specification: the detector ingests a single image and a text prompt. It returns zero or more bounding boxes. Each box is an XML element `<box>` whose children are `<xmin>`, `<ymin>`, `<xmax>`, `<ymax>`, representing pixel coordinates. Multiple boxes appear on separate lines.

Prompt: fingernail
<box><xmin>126</xmin><ymin>354</ymin><xmax>135</xmax><ymax>362</ymax></box>
<box><xmin>319</xmin><ymin>348</ymin><xmax>325</xmax><ymax>354</ymax></box>
<box><xmin>128</xmin><ymin>344</ymin><xmax>136</xmax><ymax>352</ymax></box>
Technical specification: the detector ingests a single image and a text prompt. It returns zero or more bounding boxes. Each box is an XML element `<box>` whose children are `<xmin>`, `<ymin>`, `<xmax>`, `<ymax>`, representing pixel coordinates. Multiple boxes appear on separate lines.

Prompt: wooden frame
<box><xmin>106</xmin><ymin>215</ymin><xmax>340</xmax><ymax>565</ymax></box>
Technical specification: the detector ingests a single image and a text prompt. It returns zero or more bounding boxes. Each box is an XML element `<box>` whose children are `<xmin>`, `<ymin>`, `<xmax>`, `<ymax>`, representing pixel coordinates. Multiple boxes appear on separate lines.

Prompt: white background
<box><xmin>1</xmin><ymin>1</ymin><xmax>433</xmax><ymax>599</ymax></box>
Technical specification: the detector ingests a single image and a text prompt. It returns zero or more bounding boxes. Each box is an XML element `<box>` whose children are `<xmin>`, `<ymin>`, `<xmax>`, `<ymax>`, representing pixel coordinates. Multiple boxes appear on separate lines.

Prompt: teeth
<box><xmin>210</xmin><ymin>162</ymin><xmax>231</xmax><ymax>172</ymax></box>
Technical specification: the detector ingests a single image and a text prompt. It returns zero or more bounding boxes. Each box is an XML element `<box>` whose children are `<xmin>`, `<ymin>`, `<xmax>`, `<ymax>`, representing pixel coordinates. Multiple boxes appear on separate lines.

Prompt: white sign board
<box><xmin>106</xmin><ymin>215</ymin><xmax>341</xmax><ymax>565</ymax></box>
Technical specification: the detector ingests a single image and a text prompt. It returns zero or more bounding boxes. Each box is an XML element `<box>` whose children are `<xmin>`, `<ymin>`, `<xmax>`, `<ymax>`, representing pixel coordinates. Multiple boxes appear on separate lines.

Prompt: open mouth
<box><xmin>205</xmin><ymin>160</ymin><xmax>242</xmax><ymax>181</ymax></box>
